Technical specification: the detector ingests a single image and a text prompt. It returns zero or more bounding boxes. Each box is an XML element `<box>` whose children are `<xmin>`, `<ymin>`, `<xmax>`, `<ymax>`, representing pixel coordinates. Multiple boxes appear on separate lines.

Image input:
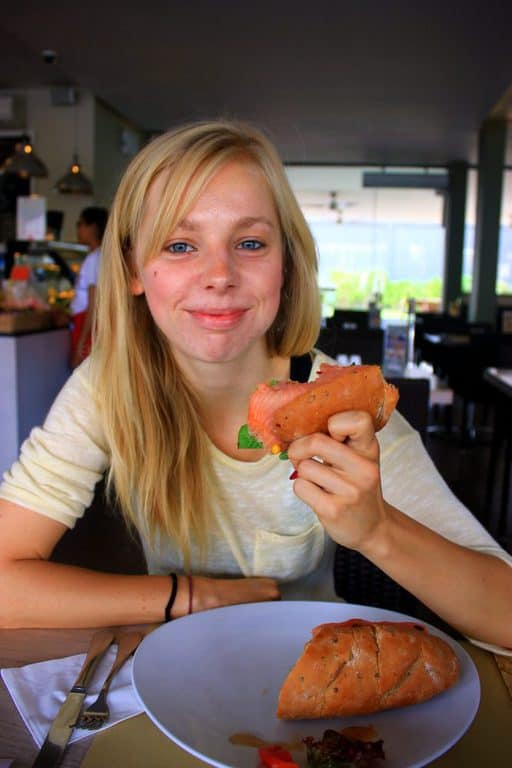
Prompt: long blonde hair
<box><xmin>92</xmin><ymin>120</ymin><xmax>321</xmax><ymax>563</ymax></box>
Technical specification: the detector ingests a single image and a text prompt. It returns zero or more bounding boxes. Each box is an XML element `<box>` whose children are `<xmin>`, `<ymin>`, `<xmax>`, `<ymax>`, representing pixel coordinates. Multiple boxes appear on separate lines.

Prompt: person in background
<box><xmin>69</xmin><ymin>206</ymin><xmax>108</xmax><ymax>369</ymax></box>
<box><xmin>0</xmin><ymin>121</ymin><xmax>511</xmax><ymax>651</ymax></box>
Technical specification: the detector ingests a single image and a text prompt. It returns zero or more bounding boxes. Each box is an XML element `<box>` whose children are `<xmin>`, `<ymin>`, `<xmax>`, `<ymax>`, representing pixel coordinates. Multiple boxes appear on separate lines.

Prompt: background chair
<box><xmin>333</xmin><ymin>545</ymin><xmax>419</xmax><ymax>613</ymax></box>
<box><xmin>414</xmin><ymin>311</ymin><xmax>467</xmax><ymax>366</ymax></box>
<box><xmin>418</xmin><ymin>323</ymin><xmax>498</xmax><ymax>442</ymax></box>
<box><xmin>445</xmin><ymin>330</ymin><xmax>498</xmax><ymax>441</ymax></box>
<box><xmin>496</xmin><ymin>306</ymin><xmax>512</xmax><ymax>336</ymax></box>
<box><xmin>333</xmin><ymin>544</ymin><xmax>462</xmax><ymax>636</ymax></box>
<box><xmin>387</xmin><ymin>376</ymin><xmax>430</xmax><ymax>442</ymax></box>
<box><xmin>315</xmin><ymin>326</ymin><xmax>385</xmax><ymax>365</ymax></box>
<box><xmin>326</xmin><ymin>309</ymin><xmax>370</xmax><ymax>330</ymax></box>
<box><xmin>496</xmin><ymin>320</ymin><xmax>512</xmax><ymax>367</ymax></box>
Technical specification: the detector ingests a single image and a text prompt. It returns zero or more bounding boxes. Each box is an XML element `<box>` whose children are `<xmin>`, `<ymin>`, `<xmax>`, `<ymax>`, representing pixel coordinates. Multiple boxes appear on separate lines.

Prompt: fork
<box><xmin>76</xmin><ymin>630</ymin><xmax>143</xmax><ymax>730</ymax></box>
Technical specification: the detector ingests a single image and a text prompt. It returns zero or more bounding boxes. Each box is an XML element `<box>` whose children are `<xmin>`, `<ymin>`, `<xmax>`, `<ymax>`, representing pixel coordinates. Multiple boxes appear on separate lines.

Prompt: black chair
<box><xmin>497</xmin><ymin>336</ymin><xmax>512</xmax><ymax>367</ymax></box>
<box><xmin>419</xmin><ymin>324</ymin><xmax>498</xmax><ymax>442</ymax></box>
<box><xmin>446</xmin><ymin>331</ymin><xmax>498</xmax><ymax>440</ymax></box>
<box><xmin>387</xmin><ymin>377</ymin><xmax>430</xmax><ymax>442</ymax></box>
<box><xmin>334</xmin><ymin>545</ymin><xmax>419</xmax><ymax>613</ymax></box>
<box><xmin>327</xmin><ymin>309</ymin><xmax>370</xmax><ymax>330</ymax></box>
<box><xmin>316</xmin><ymin>326</ymin><xmax>385</xmax><ymax>365</ymax></box>
<box><xmin>496</xmin><ymin>306</ymin><xmax>512</xmax><ymax>336</ymax></box>
<box><xmin>333</xmin><ymin>545</ymin><xmax>462</xmax><ymax>636</ymax></box>
<box><xmin>414</xmin><ymin>311</ymin><xmax>467</xmax><ymax>367</ymax></box>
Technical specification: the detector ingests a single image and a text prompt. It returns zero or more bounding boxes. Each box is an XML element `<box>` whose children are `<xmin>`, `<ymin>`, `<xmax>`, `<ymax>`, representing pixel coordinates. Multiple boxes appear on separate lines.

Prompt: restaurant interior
<box><xmin>1</xmin><ymin>2</ymin><xmax>511</xmax><ymax>555</ymax></box>
<box><xmin>1</xmin><ymin>3</ymin><xmax>512</xmax><ymax>767</ymax></box>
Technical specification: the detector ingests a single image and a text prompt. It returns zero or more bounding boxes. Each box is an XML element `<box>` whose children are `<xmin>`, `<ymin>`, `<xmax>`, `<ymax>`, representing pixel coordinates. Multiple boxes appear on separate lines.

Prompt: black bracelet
<box><xmin>164</xmin><ymin>572</ymin><xmax>178</xmax><ymax>622</ymax></box>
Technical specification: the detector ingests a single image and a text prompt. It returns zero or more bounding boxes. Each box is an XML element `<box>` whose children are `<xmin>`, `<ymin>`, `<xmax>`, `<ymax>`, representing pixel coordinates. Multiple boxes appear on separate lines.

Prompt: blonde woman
<box><xmin>0</xmin><ymin>121</ymin><xmax>511</xmax><ymax>650</ymax></box>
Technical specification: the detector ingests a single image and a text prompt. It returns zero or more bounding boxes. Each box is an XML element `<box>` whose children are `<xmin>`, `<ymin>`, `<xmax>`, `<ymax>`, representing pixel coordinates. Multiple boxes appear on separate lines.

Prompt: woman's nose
<box><xmin>202</xmin><ymin>250</ymin><xmax>238</xmax><ymax>289</ymax></box>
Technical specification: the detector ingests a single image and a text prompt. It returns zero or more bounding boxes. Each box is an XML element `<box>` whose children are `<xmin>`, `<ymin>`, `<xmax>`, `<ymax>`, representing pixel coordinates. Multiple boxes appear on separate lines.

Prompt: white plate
<box><xmin>132</xmin><ymin>601</ymin><xmax>480</xmax><ymax>768</ymax></box>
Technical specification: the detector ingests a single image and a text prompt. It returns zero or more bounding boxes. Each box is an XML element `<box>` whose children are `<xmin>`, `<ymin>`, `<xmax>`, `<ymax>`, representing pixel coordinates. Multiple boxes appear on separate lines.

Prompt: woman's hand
<box><xmin>288</xmin><ymin>410</ymin><xmax>388</xmax><ymax>552</ymax></box>
<box><xmin>289</xmin><ymin>411</ymin><xmax>512</xmax><ymax>649</ymax></box>
<box><xmin>191</xmin><ymin>576</ymin><xmax>281</xmax><ymax>613</ymax></box>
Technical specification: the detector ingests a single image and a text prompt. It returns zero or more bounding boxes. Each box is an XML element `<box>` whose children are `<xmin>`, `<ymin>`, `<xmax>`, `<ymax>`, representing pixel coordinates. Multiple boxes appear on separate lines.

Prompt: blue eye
<box><xmin>239</xmin><ymin>239</ymin><xmax>264</xmax><ymax>250</ymax></box>
<box><xmin>166</xmin><ymin>241</ymin><xmax>194</xmax><ymax>254</ymax></box>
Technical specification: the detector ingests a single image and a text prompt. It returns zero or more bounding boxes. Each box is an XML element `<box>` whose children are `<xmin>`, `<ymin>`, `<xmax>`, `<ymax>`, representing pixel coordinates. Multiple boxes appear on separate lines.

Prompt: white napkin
<box><xmin>1</xmin><ymin>645</ymin><xmax>143</xmax><ymax>747</ymax></box>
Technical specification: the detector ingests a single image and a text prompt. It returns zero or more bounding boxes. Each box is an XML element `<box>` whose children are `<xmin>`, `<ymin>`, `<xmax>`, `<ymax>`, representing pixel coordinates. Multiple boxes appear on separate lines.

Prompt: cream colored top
<box><xmin>1</xmin><ymin>353</ymin><xmax>511</xmax><ymax>607</ymax></box>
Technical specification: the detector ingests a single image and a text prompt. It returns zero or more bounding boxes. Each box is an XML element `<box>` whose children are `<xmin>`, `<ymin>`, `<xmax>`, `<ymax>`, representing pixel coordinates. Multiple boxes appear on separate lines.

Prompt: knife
<box><xmin>31</xmin><ymin>628</ymin><xmax>114</xmax><ymax>768</ymax></box>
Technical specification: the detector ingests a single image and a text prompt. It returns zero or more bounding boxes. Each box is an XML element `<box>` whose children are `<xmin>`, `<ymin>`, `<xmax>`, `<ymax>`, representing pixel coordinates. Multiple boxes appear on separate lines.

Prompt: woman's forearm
<box><xmin>0</xmin><ymin>560</ymin><xmax>281</xmax><ymax>629</ymax></box>
<box><xmin>0</xmin><ymin>560</ymin><xmax>175</xmax><ymax>628</ymax></box>
<box><xmin>361</xmin><ymin>503</ymin><xmax>512</xmax><ymax>648</ymax></box>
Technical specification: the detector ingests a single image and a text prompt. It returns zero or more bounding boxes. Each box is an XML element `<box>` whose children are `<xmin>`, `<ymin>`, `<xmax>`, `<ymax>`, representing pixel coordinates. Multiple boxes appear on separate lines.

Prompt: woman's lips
<box><xmin>187</xmin><ymin>308</ymin><xmax>247</xmax><ymax>329</ymax></box>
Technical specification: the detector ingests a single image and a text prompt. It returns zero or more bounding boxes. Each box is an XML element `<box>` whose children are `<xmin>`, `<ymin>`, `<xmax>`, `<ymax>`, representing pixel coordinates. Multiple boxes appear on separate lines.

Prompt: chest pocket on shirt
<box><xmin>253</xmin><ymin>521</ymin><xmax>325</xmax><ymax>581</ymax></box>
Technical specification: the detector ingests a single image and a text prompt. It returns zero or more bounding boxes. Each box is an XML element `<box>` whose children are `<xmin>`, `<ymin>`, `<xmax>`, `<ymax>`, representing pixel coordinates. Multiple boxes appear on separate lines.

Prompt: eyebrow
<box><xmin>176</xmin><ymin>215</ymin><xmax>276</xmax><ymax>231</ymax></box>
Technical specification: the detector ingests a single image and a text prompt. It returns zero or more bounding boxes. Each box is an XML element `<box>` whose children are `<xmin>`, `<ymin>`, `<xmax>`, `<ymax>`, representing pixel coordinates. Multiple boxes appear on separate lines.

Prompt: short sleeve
<box><xmin>378</xmin><ymin>411</ymin><xmax>512</xmax><ymax>568</ymax></box>
<box><xmin>80</xmin><ymin>249</ymin><xmax>101</xmax><ymax>289</ymax></box>
<box><xmin>0</xmin><ymin>361</ymin><xmax>109</xmax><ymax>528</ymax></box>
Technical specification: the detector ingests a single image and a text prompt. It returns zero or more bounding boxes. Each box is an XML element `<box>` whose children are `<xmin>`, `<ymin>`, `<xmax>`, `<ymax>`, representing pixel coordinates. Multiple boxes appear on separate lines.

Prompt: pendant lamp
<box><xmin>55</xmin><ymin>93</ymin><xmax>94</xmax><ymax>195</ymax></box>
<box><xmin>2</xmin><ymin>137</ymin><xmax>48</xmax><ymax>178</ymax></box>
<box><xmin>55</xmin><ymin>152</ymin><xmax>93</xmax><ymax>194</ymax></box>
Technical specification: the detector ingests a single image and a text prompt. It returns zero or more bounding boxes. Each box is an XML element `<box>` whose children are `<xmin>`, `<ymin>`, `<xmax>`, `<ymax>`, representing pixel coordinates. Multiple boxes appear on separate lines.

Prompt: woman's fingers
<box><xmin>288</xmin><ymin>421</ymin><xmax>379</xmax><ymax>479</ymax></box>
<box><xmin>287</xmin><ymin>411</ymin><xmax>386</xmax><ymax>551</ymax></box>
<box><xmin>327</xmin><ymin>410</ymin><xmax>378</xmax><ymax>458</ymax></box>
<box><xmin>293</xmin><ymin>452</ymin><xmax>380</xmax><ymax>498</ymax></box>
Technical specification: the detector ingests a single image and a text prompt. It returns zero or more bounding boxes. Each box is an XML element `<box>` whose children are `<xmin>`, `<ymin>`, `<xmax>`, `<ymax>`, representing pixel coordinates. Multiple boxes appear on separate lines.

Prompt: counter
<box><xmin>0</xmin><ymin>319</ymin><xmax>70</xmax><ymax>476</ymax></box>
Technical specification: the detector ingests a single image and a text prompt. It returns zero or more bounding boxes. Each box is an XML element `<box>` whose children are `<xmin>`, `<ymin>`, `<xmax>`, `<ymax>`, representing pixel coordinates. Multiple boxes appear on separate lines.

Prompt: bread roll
<box><xmin>277</xmin><ymin>619</ymin><xmax>460</xmax><ymax>719</ymax></box>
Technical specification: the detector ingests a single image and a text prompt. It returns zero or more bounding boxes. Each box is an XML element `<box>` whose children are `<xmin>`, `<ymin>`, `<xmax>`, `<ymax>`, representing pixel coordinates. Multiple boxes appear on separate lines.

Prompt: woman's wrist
<box><xmin>357</xmin><ymin>501</ymin><xmax>397</xmax><ymax>563</ymax></box>
<box><xmin>164</xmin><ymin>573</ymin><xmax>179</xmax><ymax>621</ymax></box>
<box><xmin>164</xmin><ymin>573</ymin><xmax>195</xmax><ymax>621</ymax></box>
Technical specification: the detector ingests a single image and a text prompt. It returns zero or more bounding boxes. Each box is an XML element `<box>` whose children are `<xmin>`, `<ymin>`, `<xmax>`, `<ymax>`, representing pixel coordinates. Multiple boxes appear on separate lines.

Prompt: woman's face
<box><xmin>132</xmin><ymin>160</ymin><xmax>284</xmax><ymax>367</ymax></box>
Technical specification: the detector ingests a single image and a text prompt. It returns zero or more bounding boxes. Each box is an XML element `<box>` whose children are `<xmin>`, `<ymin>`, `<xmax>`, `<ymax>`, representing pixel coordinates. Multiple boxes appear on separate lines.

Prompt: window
<box><xmin>286</xmin><ymin>165</ymin><xmax>447</xmax><ymax>321</ymax></box>
<box><xmin>498</xmin><ymin>170</ymin><xmax>512</xmax><ymax>295</ymax></box>
<box><xmin>463</xmin><ymin>167</ymin><xmax>512</xmax><ymax>297</ymax></box>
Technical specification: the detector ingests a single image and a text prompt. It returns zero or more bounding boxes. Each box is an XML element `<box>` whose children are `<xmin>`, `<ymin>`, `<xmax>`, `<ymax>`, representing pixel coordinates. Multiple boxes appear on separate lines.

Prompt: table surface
<box><xmin>423</xmin><ymin>332</ymin><xmax>471</xmax><ymax>346</ymax></box>
<box><xmin>484</xmin><ymin>367</ymin><xmax>512</xmax><ymax>397</ymax></box>
<box><xmin>1</xmin><ymin>625</ymin><xmax>511</xmax><ymax>768</ymax></box>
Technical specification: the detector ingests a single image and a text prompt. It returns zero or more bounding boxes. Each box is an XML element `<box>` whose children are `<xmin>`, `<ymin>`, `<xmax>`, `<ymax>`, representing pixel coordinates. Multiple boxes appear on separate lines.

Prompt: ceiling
<box><xmin>1</xmin><ymin>1</ymin><xmax>512</xmax><ymax>166</ymax></box>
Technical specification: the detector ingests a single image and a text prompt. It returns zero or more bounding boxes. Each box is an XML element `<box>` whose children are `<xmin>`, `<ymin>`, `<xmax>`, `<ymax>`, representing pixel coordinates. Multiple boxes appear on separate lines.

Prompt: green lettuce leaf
<box><xmin>237</xmin><ymin>424</ymin><xmax>263</xmax><ymax>449</ymax></box>
<box><xmin>237</xmin><ymin>424</ymin><xmax>289</xmax><ymax>460</ymax></box>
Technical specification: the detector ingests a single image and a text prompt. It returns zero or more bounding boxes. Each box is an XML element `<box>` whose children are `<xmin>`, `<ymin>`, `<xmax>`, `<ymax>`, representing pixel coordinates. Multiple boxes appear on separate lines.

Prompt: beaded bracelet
<box><xmin>164</xmin><ymin>572</ymin><xmax>178</xmax><ymax>622</ymax></box>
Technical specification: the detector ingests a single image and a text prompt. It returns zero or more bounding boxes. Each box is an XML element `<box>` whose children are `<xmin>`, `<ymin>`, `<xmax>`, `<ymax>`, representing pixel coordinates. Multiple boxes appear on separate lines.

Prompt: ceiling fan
<box><xmin>301</xmin><ymin>191</ymin><xmax>358</xmax><ymax>224</ymax></box>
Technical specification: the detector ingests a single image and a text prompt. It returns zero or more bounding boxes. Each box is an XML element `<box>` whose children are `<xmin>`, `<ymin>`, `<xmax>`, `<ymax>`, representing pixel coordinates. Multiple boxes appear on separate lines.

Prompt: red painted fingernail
<box><xmin>289</xmin><ymin>470</ymin><xmax>298</xmax><ymax>480</ymax></box>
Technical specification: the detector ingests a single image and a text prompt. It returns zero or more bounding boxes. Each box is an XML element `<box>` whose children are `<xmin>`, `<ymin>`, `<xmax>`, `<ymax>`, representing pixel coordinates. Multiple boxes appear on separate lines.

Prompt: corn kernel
<box><xmin>271</xmin><ymin>444</ymin><xmax>282</xmax><ymax>455</ymax></box>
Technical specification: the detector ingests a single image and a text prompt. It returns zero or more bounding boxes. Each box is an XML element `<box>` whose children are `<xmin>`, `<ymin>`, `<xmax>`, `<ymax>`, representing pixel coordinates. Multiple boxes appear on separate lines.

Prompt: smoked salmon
<box><xmin>245</xmin><ymin>363</ymin><xmax>399</xmax><ymax>454</ymax></box>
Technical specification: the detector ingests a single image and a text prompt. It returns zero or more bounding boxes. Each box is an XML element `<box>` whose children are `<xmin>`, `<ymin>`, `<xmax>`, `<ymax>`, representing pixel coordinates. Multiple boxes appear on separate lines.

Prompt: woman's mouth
<box><xmin>187</xmin><ymin>308</ymin><xmax>247</xmax><ymax>329</ymax></box>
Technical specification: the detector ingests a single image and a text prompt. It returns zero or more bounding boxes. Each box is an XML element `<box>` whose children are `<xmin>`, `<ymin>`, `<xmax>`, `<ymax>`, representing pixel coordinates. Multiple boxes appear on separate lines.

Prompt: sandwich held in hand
<box><xmin>238</xmin><ymin>364</ymin><xmax>399</xmax><ymax>456</ymax></box>
<box><xmin>277</xmin><ymin>619</ymin><xmax>460</xmax><ymax>719</ymax></box>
